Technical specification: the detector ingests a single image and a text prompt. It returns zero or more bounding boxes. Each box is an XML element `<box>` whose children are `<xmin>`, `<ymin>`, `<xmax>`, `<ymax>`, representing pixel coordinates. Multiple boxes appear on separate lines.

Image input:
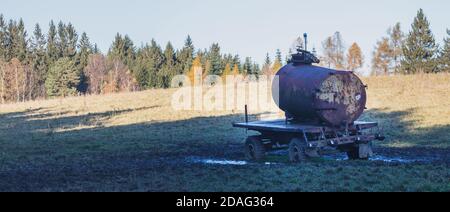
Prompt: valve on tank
<box><xmin>289</xmin><ymin>33</ymin><xmax>320</xmax><ymax>65</ymax></box>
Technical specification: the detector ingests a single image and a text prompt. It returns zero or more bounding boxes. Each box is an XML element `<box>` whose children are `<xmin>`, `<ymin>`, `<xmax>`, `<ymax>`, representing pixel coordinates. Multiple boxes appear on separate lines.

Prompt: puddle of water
<box><xmin>369</xmin><ymin>155</ymin><xmax>430</xmax><ymax>163</ymax></box>
<box><xmin>326</xmin><ymin>154</ymin><xmax>431</xmax><ymax>163</ymax></box>
<box><xmin>188</xmin><ymin>154</ymin><xmax>432</xmax><ymax>166</ymax></box>
<box><xmin>188</xmin><ymin>157</ymin><xmax>279</xmax><ymax>166</ymax></box>
<box><xmin>190</xmin><ymin>157</ymin><xmax>248</xmax><ymax>165</ymax></box>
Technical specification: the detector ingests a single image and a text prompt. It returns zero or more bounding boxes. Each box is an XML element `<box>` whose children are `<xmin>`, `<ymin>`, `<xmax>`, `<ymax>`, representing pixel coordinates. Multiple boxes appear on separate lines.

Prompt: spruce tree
<box><xmin>273</xmin><ymin>49</ymin><xmax>283</xmax><ymax>72</ymax></box>
<box><xmin>275</xmin><ymin>49</ymin><xmax>282</xmax><ymax>65</ymax></box>
<box><xmin>251</xmin><ymin>63</ymin><xmax>261</xmax><ymax>76</ymax></box>
<box><xmin>17</xmin><ymin>19</ymin><xmax>29</xmax><ymax>62</ymax></box>
<box><xmin>232</xmin><ymin>54</ymin><xmax>241</xmax><ymax>71</ymax></box>
<box><xmin>57</xmin><ymin>21</ymin><xmax>67</xmax><ymax>58</ymax></box>
<box><xmin>150</xmin><ymin>40</ymin><xmax>164</xmax><ymax>88</ymax></box>
<box><xmin>160</xmin><ymin>42</ymin><xmax>176</xmax><ymax>88</ymax></box>
<box><xmin>133</xmin><ymin>48</ymin><xmax>149</xmax><ymax>88</ymax></box>
<box><xmin>208</xmin><ymin>43</ymin><xmax>222</xmax><ymax>75</ymax></box>
<box><xmin>46</xmin><ymin>21</ymin><xmax>59</xmax><ymax>65</ymax></box>
<box><xmin>92</xmin><ymin>43</ymin><xmax>100</xmax><ymax>54</ymax></box>
<box><xmin>178</xmin><ymin>35</ymin><xmax>194</xmax><ymax>74</ymax></box>
<box><xmin>30</xmin><ymin>23</ymin><xmax>48</xmax><ymax>97</ymax></box>
<box><xmin>108</xmin><ymin>33</ymin><xmax>135</xmax><ymax>67</ymax></box>
<box><xmin>123</xmin><ymin>35</ymin><xmax>135</xmax><ymax>66</ymax></box>
<box><xmin>65</xmin><ymin>23</ymin><xmax>78</xmax><ymax>58</ymax></box>
<box><xmin>45</xmin><ymin>57</ymin><xmax>80</xmax><ymax>97</ymax></box>
<box><xmin>243</xmin><ymin>57</ymin><xmax>253</xmax><ymax>75</ymax></box>
<box><xmin>401</xmin><ymin>9</ymin><xmax>439</xmax><ymax>74</ymax></box>
<box><xmin>77</xmin><ymin>32</ymin><xmax>93</xmax><ymax>92</ymax></box>
<box><xmin>439</xmin><ymin>29</ymin><xmax>450</xmax><ymax>72</ymax></box>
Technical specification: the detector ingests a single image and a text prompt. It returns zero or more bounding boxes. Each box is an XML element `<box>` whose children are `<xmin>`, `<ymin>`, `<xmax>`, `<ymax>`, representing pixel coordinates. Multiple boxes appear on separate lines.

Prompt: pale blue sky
<box><xmin>2</xmin><ymin>0</ymin><xmax>449</xmax><ymax>71</ymax></box>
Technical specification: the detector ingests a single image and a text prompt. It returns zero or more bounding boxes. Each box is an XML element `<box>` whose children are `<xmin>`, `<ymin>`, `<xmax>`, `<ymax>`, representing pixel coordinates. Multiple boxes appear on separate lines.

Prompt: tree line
<box><xmin>0</xmin><ymin>14</ymin><xmax>263</xmax><ymax>103</ymax></box>
<box><xmin>0</xmin><ymin>8</ymin><xmax>449</xmax><ymax>103</ymax></box>
<box><xmin>318</xmin><ymin>9</ymin><xmax>450</xmax><ymax>75</ymax></box>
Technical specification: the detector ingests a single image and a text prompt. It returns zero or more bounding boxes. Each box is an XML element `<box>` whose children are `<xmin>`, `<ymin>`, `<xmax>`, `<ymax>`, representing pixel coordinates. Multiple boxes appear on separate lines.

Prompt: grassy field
<box><xmin>0</xmin><ymin>73</ymin><xmax>449</xmax><ymax>191</ymax></box>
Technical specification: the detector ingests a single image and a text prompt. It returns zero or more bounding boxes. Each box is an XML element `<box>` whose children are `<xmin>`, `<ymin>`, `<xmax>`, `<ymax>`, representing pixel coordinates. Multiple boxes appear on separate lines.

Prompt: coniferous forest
<box><xmin>0</xmin><ymin>8</ymin><xmax>449</xmax><ymax>103</ymax></box>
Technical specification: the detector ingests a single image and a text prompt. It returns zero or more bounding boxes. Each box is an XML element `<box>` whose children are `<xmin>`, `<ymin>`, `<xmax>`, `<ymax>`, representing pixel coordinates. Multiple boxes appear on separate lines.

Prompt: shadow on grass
<box><xmin>0</xmin><ymin>106</ymin><xmax>449</xmax><ymax>158</ymax></box>
<box><xmin>0</xmin><ymin>106</ymin><xmax>449</xmax><ymax>191</ymax></box>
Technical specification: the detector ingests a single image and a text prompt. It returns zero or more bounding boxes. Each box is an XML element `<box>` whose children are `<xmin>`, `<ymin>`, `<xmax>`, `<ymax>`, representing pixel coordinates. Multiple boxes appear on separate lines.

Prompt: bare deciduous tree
<box><xmin>84</xmin><ymin>54</ymin><xmax>108</xmax><ymax>94</ymax></box>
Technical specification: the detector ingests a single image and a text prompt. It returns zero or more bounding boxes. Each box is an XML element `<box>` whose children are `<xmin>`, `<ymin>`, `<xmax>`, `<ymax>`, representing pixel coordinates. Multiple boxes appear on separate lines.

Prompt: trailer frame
<box><xmin>233</xmin><ymin>119</ymin><xmax>385</xmax><ymax>162</ymax></box>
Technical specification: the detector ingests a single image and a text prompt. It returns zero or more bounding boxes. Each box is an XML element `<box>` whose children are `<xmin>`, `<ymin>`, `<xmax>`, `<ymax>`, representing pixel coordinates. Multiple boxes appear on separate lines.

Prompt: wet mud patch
<box><xmin>187</xmin><ymin>157</ymin><xmax>279</xmax><ymax>166</ymax></box>
<box><xmin>187</xmin><ymin>147</ymin><xmax>442</xmax><ymax>166</ymax></box>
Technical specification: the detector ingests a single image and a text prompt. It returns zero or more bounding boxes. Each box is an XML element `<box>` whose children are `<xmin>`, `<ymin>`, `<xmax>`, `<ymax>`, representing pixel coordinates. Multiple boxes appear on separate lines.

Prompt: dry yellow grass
<box><xmin>363</xmin><ymin>73</ymin><xmax>450</xmax><ymax>126</ymax></box>
<box><xmin>360</xmin><ymin>73</ymin><xmax>450</xmax><ymax>148</ymax></box>
<box><xmin>0</xmin><ymin>73</ymin><xmax>448</xmax><ymax>146</ymax></box>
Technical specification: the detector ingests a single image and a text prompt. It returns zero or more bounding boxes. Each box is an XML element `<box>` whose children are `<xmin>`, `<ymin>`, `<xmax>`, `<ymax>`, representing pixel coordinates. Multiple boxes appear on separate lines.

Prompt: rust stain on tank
<box><xmin>316</xmin><ymin>74</ymin><xmax>362</xmax><ymax>117</ymax></box>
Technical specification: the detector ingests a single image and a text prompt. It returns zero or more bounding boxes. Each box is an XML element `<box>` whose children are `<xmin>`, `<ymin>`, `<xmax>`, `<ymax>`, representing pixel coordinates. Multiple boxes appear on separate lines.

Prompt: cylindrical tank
<box><xmin>272</xmin><ymin>64</ymin><xmax>367</xmax><ymax>126</ymax></box>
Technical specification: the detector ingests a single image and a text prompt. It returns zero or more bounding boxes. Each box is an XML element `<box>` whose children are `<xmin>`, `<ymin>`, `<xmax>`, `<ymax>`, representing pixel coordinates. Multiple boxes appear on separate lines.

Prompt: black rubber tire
<box><xmin>288</xmin><ymin>138</ymin><xmax>308</xmax><ymax>163</ymax></box>
<box><xmin>245</xmin><ymin>136</ymin><xmax>266</xmax><ymax>161</ymax></box>
<box><xmin>346</xmin><ymin>147</ymin><xmax>360</xmax><ymax>160</ymax></box>
<box><xmin>346</xmin><ymin>145</ymin><xmax>369</xmax><ymax>160</ymax></box>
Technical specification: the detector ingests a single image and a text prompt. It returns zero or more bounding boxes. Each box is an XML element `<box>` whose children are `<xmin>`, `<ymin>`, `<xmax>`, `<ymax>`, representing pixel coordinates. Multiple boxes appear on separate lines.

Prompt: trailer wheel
<box><xmin>289</xmin><ymin>138</ymin><xmax>308</xmax><ymax>163</ymax></box>
<box><xmin>346</xmin><ymin>143</ymin><xmax>372</xmax><ymax>160</ymax></box>
<box><xmin>245</xmin><ymin>136</ymin><xmax>266</xmax><ymax>161</ymax></box>
<box><xmin>346</xmin><ymin>148</ymin><xmax>361</xmax><ymax>160</ymax></box>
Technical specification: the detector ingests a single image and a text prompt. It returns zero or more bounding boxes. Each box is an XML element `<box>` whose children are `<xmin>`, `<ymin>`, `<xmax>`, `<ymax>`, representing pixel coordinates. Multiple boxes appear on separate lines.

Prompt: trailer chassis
<box><xmin>233</xmin><ymin>119</ymin><xmax>385</xmax><ymax>162</ymax></box>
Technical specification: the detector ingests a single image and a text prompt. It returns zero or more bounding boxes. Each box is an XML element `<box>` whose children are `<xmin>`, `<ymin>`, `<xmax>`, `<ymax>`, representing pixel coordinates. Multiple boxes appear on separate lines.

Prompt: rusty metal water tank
<box><xmin>272</xmin><ymin>47</ymin><xmax>367</xmax><ymax>126</ymax></box>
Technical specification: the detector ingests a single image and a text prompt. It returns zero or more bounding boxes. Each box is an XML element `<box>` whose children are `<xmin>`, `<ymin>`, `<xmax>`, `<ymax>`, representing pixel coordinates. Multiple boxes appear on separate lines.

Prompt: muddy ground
<box><xmin>1</xmin><ymin>142</ymin><xmax>449</xmax><ymax>192</ymax></box>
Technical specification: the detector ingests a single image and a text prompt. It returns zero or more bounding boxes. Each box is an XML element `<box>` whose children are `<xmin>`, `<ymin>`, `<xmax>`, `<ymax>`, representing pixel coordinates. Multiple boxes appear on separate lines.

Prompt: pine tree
<box><xmin>243</xmin><ymin>57</ymin><xmax>253</xmax><ymax>75</ymax></box>
<box><xmin>123</xmin><ymin>35</ymin><xmax>135</xmax><ymax>66</ymax></box>
<box><xmin>46</xmin><ymin>21</ymin><xmax>59</xmax><ymax>65</ymax></box>
<box><xmin>30</xmin><ymin>23</ymin><xmax>48</xmax><ymax>98</ymax></box>
<box><xmin>262</xmin><ymin>53</ymin><xmax>272</xmax><ymax>75</ymax></box>
<box><xmin>57</xmin><ymin>21</ymin><xmax>67</xmax><ymax>58</ymax></box>
<box><xmin>251</xmin><ymin>63</ymin><xmax>261</xmax><ymax>76</ymax></box>
<box><xmin>148</xmin><ymin>40</ymin><xmax>164</xmax><ymax>88</ymax></box>
<box><xmin>439</xmin><ymin>29</ymin><xmax>450</xmax><ymax>72</ymax></box>
<box><xmin>401</xmin><ymin>9</ymin><xmax>438</xmax><ymax>74</ymax></box>
<box><xmin>133</xmin><ymin>49</ymin><xmax>149</xmax><ymax>88</ymax></box>
<box><xmin>231</xmin><ymin>54</ymin><xmax>241</xmax><ymax>72</ymax></box>
<box><xmin>65</xmin><ymin>23</ymin><xmax>78</xmax><ymax>58</ymax></box>
<box><xmin>108</xmin><ymin>33</ymin><xmax>135</xmax><ymax>67</ymax></box>
<box><xmin>160</xmin><ymin>42</ymin><xmax>176</xmax><ymax>88</ymax></box>
<box><xmin>178</xmin><ymin>35</ymin><xmax>195</xmax><ymax>74</ymax></box>
<box><xmin>275</xmin><ymin>49</ymin><xmax>282</xmax><ymax>64</ymax></box>
<box><xmin>272</xmin><ymin>49</ymin><xmax>283</xmax><ymax>73</ymax></box>
<box><xmin>4</xmin><ymin>19</ymin><xmax>28</xmax><ymax>62</ymax></box>
<box><xmin>77</xmin><ymin>32</ymin><xmax>93</xmax><ymax>92</ymax></box>
<box><xmin>208</xmin><ymin>43</ymin><xmax>222</xmax><ymax>75</ymax></box>
<box><xmin>15</xmin><ymin>19</ymin><xmax>28</xmax><ymax>62</ymax></box>
<box><xmin>45</xmin><ymin>57</ymin><xmax>80</xmax><ymax>97</ymax></box>
<box><xmin>346</xmin><ymin>42</ymin><xmax>364</xmax><ymax>72</ymax></box>
<box><xmin>93</xmin><ymin>43</ymin><xmax>100</xmax><ymax>54</ymax></box>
